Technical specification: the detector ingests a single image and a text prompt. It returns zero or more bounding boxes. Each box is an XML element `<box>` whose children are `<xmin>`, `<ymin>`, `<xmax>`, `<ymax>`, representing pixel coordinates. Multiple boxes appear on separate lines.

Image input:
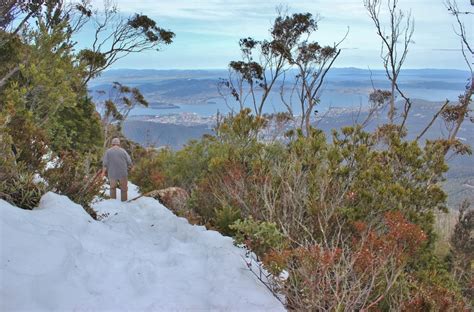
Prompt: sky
<box><xmin>81</xmin><ymin>0</ymin><xmax>474</xmax><ymax>70</ymax></box>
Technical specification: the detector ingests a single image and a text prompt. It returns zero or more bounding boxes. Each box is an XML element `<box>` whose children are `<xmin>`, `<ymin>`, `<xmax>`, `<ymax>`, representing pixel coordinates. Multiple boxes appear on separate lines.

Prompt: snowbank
<box><xmin>0</xmin><ymin>183</ymin><xmax>285</xmax><ymax>311</ymax></box>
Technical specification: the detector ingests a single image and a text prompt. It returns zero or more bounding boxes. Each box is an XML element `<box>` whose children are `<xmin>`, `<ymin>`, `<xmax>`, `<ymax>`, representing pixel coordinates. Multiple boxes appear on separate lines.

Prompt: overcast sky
<box><xmin>84</xmin><ymin>0</ymin><xmax>474</xmax><ymax>70</ymax></box>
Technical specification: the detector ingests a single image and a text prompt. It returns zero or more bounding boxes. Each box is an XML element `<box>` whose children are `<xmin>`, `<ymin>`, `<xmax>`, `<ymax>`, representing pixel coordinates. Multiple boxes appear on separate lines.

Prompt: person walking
<box><xmin>102</xmin><ymin>137</ymin><xmax>132</xmax><ymax>201</ymax></box>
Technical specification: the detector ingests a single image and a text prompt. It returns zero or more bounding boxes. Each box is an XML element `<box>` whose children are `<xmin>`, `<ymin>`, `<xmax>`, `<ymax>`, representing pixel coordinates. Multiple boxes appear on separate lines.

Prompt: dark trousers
<box><xmin>110</xmin><ymin>177</ymin><xmax>128</xmax><ymax>201</ymax></box>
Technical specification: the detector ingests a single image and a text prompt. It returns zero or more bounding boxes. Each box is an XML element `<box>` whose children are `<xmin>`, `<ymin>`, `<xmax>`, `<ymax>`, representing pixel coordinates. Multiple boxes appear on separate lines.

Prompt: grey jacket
<box><xmin>102</xmin><ymin>147</ymin><xmax>132</xmax><ymax>180</ymax></box>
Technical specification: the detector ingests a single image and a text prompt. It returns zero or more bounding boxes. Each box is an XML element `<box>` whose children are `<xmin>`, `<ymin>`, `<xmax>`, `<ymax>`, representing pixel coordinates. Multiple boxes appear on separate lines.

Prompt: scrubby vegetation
<box><xmin>130</xmin><ymin>108</ymin><xmax>470</xmax><ymax>309</ymax></box>
<box><xmin>1</xmin><ymin>0</ymin><xmax>472</xmax><ymax>310</ymax></box>
<box><xmin>129</xmin><ymin>3</ymin><xmax>473</xmax><ymax>309</ymax></box>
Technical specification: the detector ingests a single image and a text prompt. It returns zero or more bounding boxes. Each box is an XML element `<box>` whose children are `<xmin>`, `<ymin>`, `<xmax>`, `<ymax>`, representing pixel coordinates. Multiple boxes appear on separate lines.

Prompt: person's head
<box><xmin>111</xmin><ymin>137</ymin><xmax>120</xmax><ymax>147</ymax></box>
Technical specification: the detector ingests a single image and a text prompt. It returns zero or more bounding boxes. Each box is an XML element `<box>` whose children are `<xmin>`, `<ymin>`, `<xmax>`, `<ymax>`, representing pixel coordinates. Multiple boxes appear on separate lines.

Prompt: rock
<box><xmin>150</xmin><ymin>187</ymin><xmax>189</xmax><ymax>214</ymax></box>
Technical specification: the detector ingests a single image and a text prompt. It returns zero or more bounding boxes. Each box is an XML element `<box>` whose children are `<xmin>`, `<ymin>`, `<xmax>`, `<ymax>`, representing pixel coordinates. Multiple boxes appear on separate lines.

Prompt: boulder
<box><xmin>150</xmin><ymin>187</ymin><xmax>189</xmax><ymax>214</ymax></box>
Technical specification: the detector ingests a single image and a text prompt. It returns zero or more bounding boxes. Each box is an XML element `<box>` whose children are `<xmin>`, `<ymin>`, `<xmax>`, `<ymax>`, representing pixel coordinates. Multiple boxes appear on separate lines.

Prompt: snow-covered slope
<box><xmin>0</xmin><ymin>184</ymin><xmax>284</xmax><ymax>311</ymax></box>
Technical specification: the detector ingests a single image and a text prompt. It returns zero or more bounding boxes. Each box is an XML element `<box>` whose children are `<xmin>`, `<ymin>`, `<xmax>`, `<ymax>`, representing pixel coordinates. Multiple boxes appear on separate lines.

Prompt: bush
<box><xmin>132</xmin><ymin>137</ymin><xmax>214</xmax><ymax>193</ymax></box>
<box><xmin>230</xmin><ymin>217</ymin><xmax>286</xmax><ymax>259</ymax></box>
<box><xmin>448</xmin><ymin>200</ymin><xmax>474</xmax><ymax>304</ymax></box>
<box><xmin>0</xmin><ymin>165</ymin><xmax>46</xmax><ymax>209</ymax></box>
<box><xmin>129</xmin><ymin>148</ymin><xmax>174</xmax><ymax>193</ymax></box>
<box><xmin>214</xmin><ymin>205</ymin><xmax>241</xmax><ymax>236</ymax></box>
<box><xmin>277</xmin><ymin>213</ymin><xmax>457</xmax><ymax>311</ymax></box>
<box><xmin>44</xmin><ymin>152</ymin><xmax>103</xmax><ymax>216</ymax></box>
<box><xmin>0</xmin><ymin>119</ymin><xmax>46</xmax><ymax>209</ymax></box>
<box><xmin>124</xmin><ymin>109</ymin><xmax>465</xmax><ymax>308</ymax></box>
<box><xmin>6</xmin><ymin>112</ymin><xmax>49</xmax><ymax>171</ymax></box>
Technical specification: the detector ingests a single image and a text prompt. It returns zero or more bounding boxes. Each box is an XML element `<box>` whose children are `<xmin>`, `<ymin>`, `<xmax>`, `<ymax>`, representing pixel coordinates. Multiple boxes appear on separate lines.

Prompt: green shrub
<box><xmin>129</xmin><ymin>148</ymin><xmax>174</xmax><ymax>193</ymax></box>
<box><xmin>230</xmin><ymin>217</ymin><xmax>286</xmax><ymax>259</ymax></box>
<box><xmin>5</xmin><ymin>112</ymin><xmax>49</xmax><ymax>172</ymax></box>
<box><xmin>214</xmin><ymin>205</ymin><xmax>242</xmax><ymax>236</ymax></box>
<box><xmin>0</xmin><ymin>120</ymin><xmax>46</xmax><ymax>209</ymax></box>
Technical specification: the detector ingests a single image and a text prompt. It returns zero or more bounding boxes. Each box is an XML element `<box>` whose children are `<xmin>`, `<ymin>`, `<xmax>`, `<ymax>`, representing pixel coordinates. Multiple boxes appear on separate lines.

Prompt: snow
<box><xmin>0</xmin><ymin>183</ymin><xmax>285</xmax><ymax>311</ymax></box>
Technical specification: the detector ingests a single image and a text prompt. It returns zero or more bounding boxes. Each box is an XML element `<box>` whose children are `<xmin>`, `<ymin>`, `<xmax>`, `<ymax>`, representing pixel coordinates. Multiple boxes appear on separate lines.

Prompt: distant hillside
<box><xmin>89</xmin><ymin>68</ymin><xmax>469</xmax><ymax>110</ymax></box>
<box><xmin>91</xmin><ymin>68</ymin><xmax>470</xmax><ymax>84</ymax></box>
<box><xmin>89</xmin><ymin>69</ymin><xmax>227</xmax><ymax>86</ymax></box>
<box><xmin>123</xmin><ymin>121</ymin><xmax>212</xmax><ymax>150</ymax></box>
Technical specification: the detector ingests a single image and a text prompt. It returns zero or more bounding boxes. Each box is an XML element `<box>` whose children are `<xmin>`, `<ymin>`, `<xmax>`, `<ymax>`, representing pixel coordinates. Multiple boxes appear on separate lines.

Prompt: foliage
<box><xmin>230</xmin><ymin>217</ymin><xmax>286</xmax><ymax>260</ymax></box>
<box><xmin>0</xmin><ymin>85</ymin><xmax>49</xmax><ymax>209</ymax></box>
<box><xmin>272</xmin><ymin>212</ymin><xmax>467</xmax><ymax>311</ymax></box>
<box><xmin>0</xmin><ymin>30</ymin><xmax>22</xmax><ymax>76</ymax></box>
<box><xmin>3</xmin><ymin>110</ymin><xmax>49</xmax><ymax>171</ymax></box>
<box><xmin>131</xmin><ymin>107</ymin><xmax>468</xmax><ymax>308</ymax></box>
<box><xmin>330</xmin><ymin>126</ymin><xmax>449</xmax><ymax>246</ymax></box>
<box><xmin>0</xmin><ymin>6</ymin><xmax>101</xmax><ymax>154</ymax></box>
<box><xmin>78</xmin><ymin>3</ymin><xmax>175</xmax><ymax>82</ymax></box>
<box><xmin>99</xmin><ymin>81</ymin><xmax>149</xmax><ymax>146</ymax></box>
<box><xmin>0</xmin><ymin>10</ymin><xmax>103</xmax><ymax>209</ymax></box>
<box><xmin>43</xmin><ymin>152</ymin><xmax>103</xmax><ymax>215</ymax></box>
<box><xmin>447</xmin><ymin>200</ymin><xmax>474</xmax><ymax>304</ymax></box>
<box><xmin>53</xmin><ymin>96</ymin><xmax>103</xmax><ymax>154</ymax></box>
<box><xmin>0</xmin><ymin>163</ymin><xmax>46</xmax><ymax>209</ymax></box>
<box><xmin>214</xmin><ymin>205</ymin><xmax>241</xmax><ymax>236</ymax></box>
<box><xmin>220</xmin><ymin>10</ymin><xmax>342</xmax><ymax>128</ymax></box>
<box><xmin>129</xmin><ymin>148</ymin><xmax>174</xmax><ymax>193</ymax></box>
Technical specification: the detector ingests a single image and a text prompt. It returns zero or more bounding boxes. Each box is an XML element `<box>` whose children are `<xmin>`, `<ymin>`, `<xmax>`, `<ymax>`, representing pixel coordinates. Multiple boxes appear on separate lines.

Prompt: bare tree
<box><xmin>287</xmin><ymin>31</ymin><xmax>346</xmax><ymax>135</ymax></box>
<box><xmin>416</xmin><ymin>99</ymin><xmax>450</xmax><ymax>141</ymax></box>
<box><xmin>364</xmin><ymin>0</ymin><xmax>414</xmax><ymax>129</ymax></box>
<box><xmin>441</xmin><ymin>0</ymin><xmax>473</xmax><ymax>143</ymax></box>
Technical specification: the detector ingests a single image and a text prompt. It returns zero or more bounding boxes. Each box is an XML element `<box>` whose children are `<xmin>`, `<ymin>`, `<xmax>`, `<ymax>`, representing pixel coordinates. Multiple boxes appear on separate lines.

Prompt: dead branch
<box><xmin>416</xmin><ymin>100</ymin><xmax>450</xmax><ymax>141</ymax></box>
<box><xmin>364</xmin><ymin>0</ymin><xmax>414</xmax><ymax>126</ymax></box>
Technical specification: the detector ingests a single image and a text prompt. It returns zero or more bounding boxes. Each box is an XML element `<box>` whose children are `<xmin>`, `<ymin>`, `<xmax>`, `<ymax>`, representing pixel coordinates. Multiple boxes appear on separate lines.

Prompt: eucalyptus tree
<box><xmin>221</xmin><ymin>10</ymin><xmax>343</xmax><ymax>136</ymax></box>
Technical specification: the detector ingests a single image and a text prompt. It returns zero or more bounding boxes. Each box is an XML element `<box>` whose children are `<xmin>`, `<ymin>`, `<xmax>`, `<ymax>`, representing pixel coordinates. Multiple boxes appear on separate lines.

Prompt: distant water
<box><xmin>91</xmin><ymin>68</ymin><xmax>468</xmax><ymax>117</ymax></box>
<box><xmin>130</xmin><ymin>87</ymin><xmax>462</xmax><ymax>117</ymax></box>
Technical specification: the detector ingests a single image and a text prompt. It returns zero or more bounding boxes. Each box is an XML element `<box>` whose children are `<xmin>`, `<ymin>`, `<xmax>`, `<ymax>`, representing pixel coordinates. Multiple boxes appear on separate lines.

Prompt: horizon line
<box><xmin>104</xmin><ymin>67</ymin><xmax>471</xmax><ymax>72</ymax></box>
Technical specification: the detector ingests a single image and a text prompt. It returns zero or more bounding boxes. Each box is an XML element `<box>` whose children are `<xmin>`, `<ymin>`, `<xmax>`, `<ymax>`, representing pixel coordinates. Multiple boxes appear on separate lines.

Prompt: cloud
<box><xmin>86</xmin><ymin>0</ymin><xmax>471</xmax><ymax>69</ymax></box>
<box><xmin>91</xmin><ymin>0</ymin><xmax>277</xmax><ymax>20</ymax></box>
